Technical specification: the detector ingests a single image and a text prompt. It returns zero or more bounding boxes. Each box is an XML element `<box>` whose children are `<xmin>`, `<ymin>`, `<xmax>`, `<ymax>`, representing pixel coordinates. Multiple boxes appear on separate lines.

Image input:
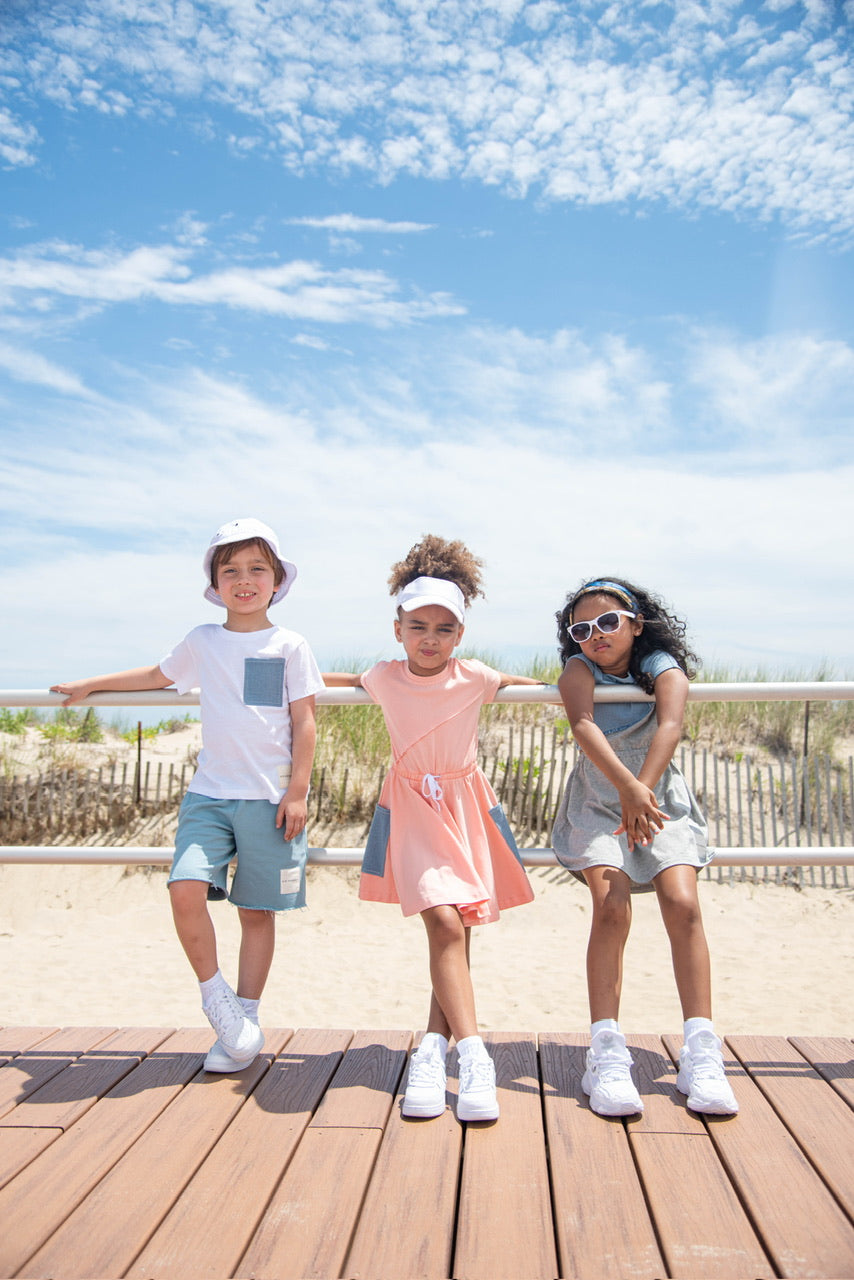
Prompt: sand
<box><xmin>2</xmin><ymin>861</ymin><xmax>852</xmax><ymax>1035</ymax></box>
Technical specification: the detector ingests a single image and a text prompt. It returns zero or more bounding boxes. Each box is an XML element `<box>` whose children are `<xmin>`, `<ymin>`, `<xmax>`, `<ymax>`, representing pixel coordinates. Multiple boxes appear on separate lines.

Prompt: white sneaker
<box><xmin>202</xmin><ymin>986</ymin><xmax>265</xmax><ymax>1067</ymax></box>
<box><xmin>582</xmin><ymin>1030</ymin><xmax>644</xmax><ymax>1116</ymax></box>
<box><xmin>457</xmin><ymin>1053</ymin><xmax>499</xmax><ymax>1122</ymax></box>
<box><xmin>677</xmin><ymin>1030</ymin><xmax>739</xmax><ymax>1115</ymax></box>
<box><xmin>402</xmin><ymin>1044</ymin><xmax>447</xmax><ymax>1118</ymax></box>
<box><xmin>204</xmin><ymin>1010</ymin><xmax>263</xmax><ymax>1073</ymax></box>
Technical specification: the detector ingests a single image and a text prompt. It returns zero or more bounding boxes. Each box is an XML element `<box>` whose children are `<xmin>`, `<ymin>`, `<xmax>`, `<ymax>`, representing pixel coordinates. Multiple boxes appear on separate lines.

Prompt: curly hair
<box><xmin>388</xmin><ymin>534</ymin><xmax>485</xmax><ymax>607</ymax></box>
<box><xmin>555</xmin><ymin>576</ymin><xmax>700</xmax><ymax>692</ymax></box>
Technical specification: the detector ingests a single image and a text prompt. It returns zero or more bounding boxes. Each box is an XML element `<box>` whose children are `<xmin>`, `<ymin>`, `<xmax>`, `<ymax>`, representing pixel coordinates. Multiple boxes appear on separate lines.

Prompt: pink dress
<box><xmin>358</xmin><ymin>658</ymin><xmax>534</xmax><ymax>926</ymax></box>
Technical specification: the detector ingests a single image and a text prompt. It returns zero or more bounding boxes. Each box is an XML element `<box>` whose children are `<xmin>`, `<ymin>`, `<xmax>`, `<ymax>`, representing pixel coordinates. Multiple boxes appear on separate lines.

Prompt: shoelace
<box><xmin>689</xmin><ymin>1051</ymin><xmax>726</xmax><ymax>1081</ymax></box>
<box><xmin>687</xmin><ymin>1033</ymin><xmax>725</xmax><ymax>1080</ymax></box>
<box><xmin>205</xmin><ymin>987</ymin><xmax>244</xmax><ymax>1037</ymax></box>
<box><xmin>409</xmin><ymin>1052</ymin><xmax>444</xmax><ymax>1085</ymax></box>
<box><xmin>594</xmin><ymin>1055</ymin><xmax>634</xmax><ymax>1084</ymax></box>
<box><xmin>460</xmin><ymin>1058</ymin><xmax>494</xmax><ymax>1091</ymax></box>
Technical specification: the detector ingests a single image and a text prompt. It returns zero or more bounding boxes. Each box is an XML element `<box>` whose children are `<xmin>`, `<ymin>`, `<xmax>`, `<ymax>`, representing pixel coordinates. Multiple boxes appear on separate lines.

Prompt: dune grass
<box><xmin>5</xmin><ymin>661</ymin><xmax>852</xmax><ymax>782</ymax></box>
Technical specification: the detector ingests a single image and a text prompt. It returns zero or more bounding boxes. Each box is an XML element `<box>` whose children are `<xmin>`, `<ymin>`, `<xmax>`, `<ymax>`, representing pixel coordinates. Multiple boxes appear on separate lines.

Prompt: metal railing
<box><xmin>2</xmin><ymin>683</ymin><xmax>853</xmax><ymax>869</ymax></box>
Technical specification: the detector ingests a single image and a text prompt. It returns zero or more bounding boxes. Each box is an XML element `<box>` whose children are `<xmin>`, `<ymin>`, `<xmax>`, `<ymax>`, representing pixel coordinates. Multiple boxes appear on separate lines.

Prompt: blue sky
<box><xmin>1</xmin><ymin>0</ymin><xmax>853</xmax><ymax>711</ymax></box>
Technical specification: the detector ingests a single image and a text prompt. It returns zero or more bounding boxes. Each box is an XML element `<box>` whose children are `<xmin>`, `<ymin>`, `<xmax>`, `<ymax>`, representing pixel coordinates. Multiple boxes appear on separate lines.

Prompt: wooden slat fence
<box><xmin>482</xmin><ymin>724</ymin><xmax>853</xmax><ymax>887</ymax></box>
<box><xmin>2</xmin><ymin>734</ymin><xmax>853</xmax><ymax>887</ymax></box>
<box><xmin>0</xmin><ymin>763</ymin><xmax>191</xmax><ymax>843</ymax></box>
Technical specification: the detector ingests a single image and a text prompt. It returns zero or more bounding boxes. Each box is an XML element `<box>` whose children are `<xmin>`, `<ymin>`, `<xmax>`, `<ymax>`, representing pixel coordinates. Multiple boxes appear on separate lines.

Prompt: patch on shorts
<box><xmin>280</xmin><ymin>865</ymin><xmax>302</xmax><ymax>894</ymax></box>
<box><xmin>244</xmin><ymin>657</ymin><xmax>286</xmax><ymax>707</ymax></box>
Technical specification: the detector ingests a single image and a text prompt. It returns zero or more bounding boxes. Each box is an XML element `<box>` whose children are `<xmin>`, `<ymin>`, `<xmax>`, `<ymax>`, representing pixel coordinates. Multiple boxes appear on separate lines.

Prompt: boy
<box><xmin>52</xmin><ymin>518</ymin><xmax>324</xmax><ymax>1071</ymax></box>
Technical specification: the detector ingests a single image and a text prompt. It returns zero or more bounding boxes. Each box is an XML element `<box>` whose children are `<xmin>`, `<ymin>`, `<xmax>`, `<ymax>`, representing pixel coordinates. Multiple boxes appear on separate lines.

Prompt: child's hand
<box><xmin>50</xmin><ymin>680</ymin><xmax>92</xmax><ymax>706</ymax></box>
<box><xmin>276</xmin><ymin>792</ymin><xmax>307</xmax><ymax>842</ymax></box>
<box><xmin>614</xmin><ymin>779</ymin><xmax>669</xmax><ymax>852</ymax></box>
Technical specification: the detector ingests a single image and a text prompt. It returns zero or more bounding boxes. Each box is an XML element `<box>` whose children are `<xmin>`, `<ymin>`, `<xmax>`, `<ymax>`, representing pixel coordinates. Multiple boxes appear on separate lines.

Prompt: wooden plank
<box><xmin>127</xmin><ymin>1029</ymin><xmax>351</xmax><ymax>1280</ymax></box>
<box><xmin>0</xmin><ymin>1028</ymin><xmax>209</xmax><ymax>1278</ymax></box>
<box><xmin>540</xmin><ymin>1033</ymin><xmax>665</xmax><ymax>1280</ymax></box>
<box><xmin>0</xmin><ymin>1026</ymin><xmax>170</xmax><ymax>1130</ymax></box>
<box><xmin>454</xmin><ymin>1033</ymin><xmax>558</xmax><ymax>1280</ymax></box>
<box><xmin>236</xmin><ymin>1126</ymin><xmax>384</xmax><ymax>1279</ymax></box>
<box><xmin>236</xmin><ymin>1029</ymin><xmax>411</xmax><ymax>1279</ymax></box>
<box><xmin>0</xmin><ymin>1027</ymin><xmax>60</xmax><ymax>1062</ymax></box>
<box><xmin>19</xmin><ymin>1030</ymin><xmax>292</xmax><ymax>1280</ymax></box>
<box><xmin>631</xmin><ymin>1133</ymin><xmax>771</xmax><ymax>1278</ymax></box>
<box><xmin>789</xmin><ymin>1035</ymin><xmax>854</xmax><ymax>1109</ymax></box>
<box><xmin>0</xmin><ymin>1126</ymin><xmax>62</xmax><ymax>1191</ymax></box>
<box><xmin>659</xmin><ymin>1034</ymin><xmax>854</xmax><ymax>1278</ymax></box>
<box><xmin>310</xmin><ymin>1028</ymin><xmax>411</xmax><ymax>1128</ymax></box>
<box><xmin>627</xmin><ymin>1033</ymin><xmax>706</xmax><ymax>1133</ymax></box>
<box><xmin>0</xmin><ymin>1026</ymin><xmax>117</xmax><ymax>1118</ymax></box>
<box><xmin>345</xmin><ymin>1047</ymin><xmax>462</xmax><ymax>1280</ymax></box>
<box><xmin>728</xmin><ymin>1034</ymin><xmax>854</xmax><ymax>1219</ymax></box>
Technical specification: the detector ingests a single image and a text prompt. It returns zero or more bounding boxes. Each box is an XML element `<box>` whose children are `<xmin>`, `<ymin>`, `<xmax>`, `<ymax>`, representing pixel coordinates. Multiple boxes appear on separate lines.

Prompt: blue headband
<box><xmin>572</xmin><ymin>579</ymin><xmax>639</xmax><ymax>618</ymax></box>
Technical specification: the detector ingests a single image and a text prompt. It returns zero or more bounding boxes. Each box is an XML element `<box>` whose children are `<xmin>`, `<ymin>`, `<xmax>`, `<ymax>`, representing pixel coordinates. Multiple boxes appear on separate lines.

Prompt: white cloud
<box><xmin>0</xmin><ymin>107</ymin><xmax>40</xmax><ymax>168</ymax></box>
<box><xmin>686</xmin><ymin>330</ymin><xmax>854</xmax><ymax>457</ymax></box>
<box><xmin>0</xmin><ymin>340</ymin><xmax>96</xmax><ymax>396</ymax></box>
<box><xmin>2</xmin><ymin>311</ymin><xmax>852</xmax><ymax>684</ymax></box>
<box><xmin>291</xmin><ymin>332</ymin><xmax>331</xmax><ymax>350</ymax></box>
<box><xmin>287</xmin><ymin>214</ymin><xmax>435</xmax><ymax>233</ymax></box>
<box><xmin>3</xmin><ymin>399</ymin><xmax>851</xmax><ymax>683</ymax></box>
<box><xmin>4</xmin><ymin>0</ymin><xmax>852</xmax><ymax>238</ymax></box>
<box><xmin>0</xmin><ymin>238</ymin><xmax>465</xmax><ymax>327</ymax></box>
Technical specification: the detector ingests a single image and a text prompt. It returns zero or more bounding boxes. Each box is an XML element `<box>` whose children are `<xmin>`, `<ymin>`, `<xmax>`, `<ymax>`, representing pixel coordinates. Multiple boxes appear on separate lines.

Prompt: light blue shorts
<box><xmin>169</xmin><ymin>791</ymin><xmax>307</xmax><ymax>912</ymax></box>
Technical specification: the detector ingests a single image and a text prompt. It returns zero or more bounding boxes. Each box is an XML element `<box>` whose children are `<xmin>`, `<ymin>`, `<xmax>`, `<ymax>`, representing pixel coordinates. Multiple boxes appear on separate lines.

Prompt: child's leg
<box><xmin>652</xmin><ymin>865</ymin><xmax>712</xmax><ymax>1019</ymax></box>
<box><xmin>579</xmin><ymin>867</ymin><xmax>642</xmax><ymax>1116</ymax></box>
<box><xmin>415</xmin><ymin>906</ymin><xmax>498</xmax><ymax>1122</ymax></box>
<box><xmin>169</xmin><ymin>879</ymin><xmax>220</xmax><ymax>981</ymax></box>
<box><xmin>235</xmin><ymin>907</ymin><xmax>276</xmax><ymax>1001</ymax></box>
<box><xmin>654</xmin><ymin>865</ymin><xmax>737</xmax><ymax>1115</ymax></box>
<box><xmin>169</xmin><ymin>880</ymin><xmax>263</xmax><ymax>1068</ymax></box>
<box><xmin>583</xmin><ymin>867</ymin><xmax>633</xmax><ymax>1022</ymax></box>
<box><xmin>421</xmin><ymin>905</ymin><xmax>477</xmax><ymax>1042</ymax></box>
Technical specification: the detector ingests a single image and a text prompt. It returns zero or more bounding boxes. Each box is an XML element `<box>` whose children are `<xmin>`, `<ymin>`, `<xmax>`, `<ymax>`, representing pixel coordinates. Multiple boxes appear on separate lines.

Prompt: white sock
<box><xmin>418</xmin><ymin>1032</ymin><xmax>449</xmax><ymax>1058</ymax></box>
<box><xmin>684</xmin><ymin>1017</ymin><xmax>715</xmax><ymax>1042</ymax></box>
<box><xmin>456</xmin><ymin>1035</ymin><xmax>488</xmax><ymax>1060</ymax></box>
<box><xmin>239</xmin><ymin>997</ymin><xmax>260</xmax><ymax>1022</ymax></box>
<box><xmin>591</xmin><ymin>1018</ymin><xmax>620</xmax><ymax>1039</ymax></box>
<box><xmin>199</xmin><ymin>969</ymin><xmax>229</xmax><ymax>1006</ymax></box>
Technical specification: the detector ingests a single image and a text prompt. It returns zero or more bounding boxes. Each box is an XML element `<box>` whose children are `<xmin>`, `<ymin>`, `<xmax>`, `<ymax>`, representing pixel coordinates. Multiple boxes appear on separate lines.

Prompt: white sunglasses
<box><xmin>568</xmin><ymin>610</ymin><xmax>636</xmax><ymax>644</ymax></box>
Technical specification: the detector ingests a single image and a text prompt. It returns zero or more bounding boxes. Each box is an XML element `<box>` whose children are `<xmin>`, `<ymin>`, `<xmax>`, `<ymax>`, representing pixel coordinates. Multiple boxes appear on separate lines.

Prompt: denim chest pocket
<box><xmin>243</xmin><ymin>658</ymin><xmax>286</xmax><ymax>707</ymax></box>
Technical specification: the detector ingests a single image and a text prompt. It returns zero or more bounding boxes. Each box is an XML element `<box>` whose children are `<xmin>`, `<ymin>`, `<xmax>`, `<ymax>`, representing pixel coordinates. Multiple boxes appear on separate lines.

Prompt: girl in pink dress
<box><xmin>325</xmin><ymin>535</ymin><xmax>539</xmax><ymax>1122</ymax></box>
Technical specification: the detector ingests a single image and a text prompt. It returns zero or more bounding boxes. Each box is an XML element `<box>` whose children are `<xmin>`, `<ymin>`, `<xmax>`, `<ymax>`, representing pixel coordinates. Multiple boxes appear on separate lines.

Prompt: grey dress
<box><xmin>551</xmin><ymin>682</ymin><xmax>711</xmax><ymax>892</ymax></box>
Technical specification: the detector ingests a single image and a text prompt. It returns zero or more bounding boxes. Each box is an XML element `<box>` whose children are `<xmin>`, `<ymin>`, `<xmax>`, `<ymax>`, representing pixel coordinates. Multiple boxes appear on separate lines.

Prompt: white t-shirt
<box><xmin>159</xmin><ymin>623</ymin><xmax>325</xmax><ymax>802</ymax></box>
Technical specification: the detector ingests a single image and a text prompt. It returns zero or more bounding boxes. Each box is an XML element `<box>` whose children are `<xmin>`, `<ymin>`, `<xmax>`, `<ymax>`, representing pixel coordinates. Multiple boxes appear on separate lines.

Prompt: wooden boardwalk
<box><xmin>0</xmin><ymin>1027</ymin><xmax>851</xmax><ymax>1279</ymax></box>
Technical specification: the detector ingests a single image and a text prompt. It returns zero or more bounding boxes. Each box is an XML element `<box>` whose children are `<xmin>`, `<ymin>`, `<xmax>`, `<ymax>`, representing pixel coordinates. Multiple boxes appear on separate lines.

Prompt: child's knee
<box><xmin>423</xmin><ymin>904</ymin><xmax>465</xmax><ymax>949</ymax></box>
<box><xmin>661</xmin><ymin>891</ymin><xmax>703</xmax><ymax>933</ymax></box>
<box><xmin>589</xmin><ymin>886</ymin><xmax>632</xmax><ymax>935</ymax></box>
<box><xmin>169</xmin><ymin>878</ymin><xmax>210</xmax><ymax>916</ymax></box>
<box><xmin>238</xmin><ymin>906</ymin><xmax>274</xmax><ymax>931</ymax></box>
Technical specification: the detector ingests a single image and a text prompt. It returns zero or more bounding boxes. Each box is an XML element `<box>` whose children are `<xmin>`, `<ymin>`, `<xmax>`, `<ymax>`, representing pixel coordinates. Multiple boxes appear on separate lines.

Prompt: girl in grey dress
<box><xmin>552</xmin><ymin>578</ymin><xmax>738</xmax><ymax>1120</ymax></box>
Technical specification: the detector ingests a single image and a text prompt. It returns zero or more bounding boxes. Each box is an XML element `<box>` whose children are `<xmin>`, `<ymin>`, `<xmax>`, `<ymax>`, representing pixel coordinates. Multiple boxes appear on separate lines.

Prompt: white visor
<box><xmin>396</xmin><ymin>576</ymin><xmax>465</xmax><ymax>624</ymax></box>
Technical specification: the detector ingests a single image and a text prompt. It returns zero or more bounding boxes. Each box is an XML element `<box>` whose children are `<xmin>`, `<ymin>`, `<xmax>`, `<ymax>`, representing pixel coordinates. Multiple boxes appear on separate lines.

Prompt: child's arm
<box><xmin>558</xmin><ymin>659</ymin><xmax>668</xmax><ymax>851</ymax></box>
<box><xmin>322</xmin><ymin>672</ymin><xmax>364</xmax><ymax>688</ymax></box>
<box><xmin>636</xmin><ymin>667</ymin><xmax>689</xmax><ymax>793</ymax></box>
<box><xmin>276</xmin><ymin>695</ymin><xmax>316</xmax><ymax>842</ymax></box>
<box><xmin>497</xmin><ymin>673</ymin><xmax>545</xmax><ymax>688</ymax></box>
<box><xmin>50</xmin><ymin>666</ymin><xmax>174</xmax><ymax>705</ymax></box>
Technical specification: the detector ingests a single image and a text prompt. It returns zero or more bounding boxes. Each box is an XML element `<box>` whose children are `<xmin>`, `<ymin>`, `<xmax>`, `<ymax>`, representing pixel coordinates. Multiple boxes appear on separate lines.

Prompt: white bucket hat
<box><xmin>396</xmin><ymin>576</ymin><xmax>466</xmax><ymax>624</ymax></box>
<box><xmin>203</xmin><ymin>518</ymin><xmax>297</xmax><ymax>607</ymax></box>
